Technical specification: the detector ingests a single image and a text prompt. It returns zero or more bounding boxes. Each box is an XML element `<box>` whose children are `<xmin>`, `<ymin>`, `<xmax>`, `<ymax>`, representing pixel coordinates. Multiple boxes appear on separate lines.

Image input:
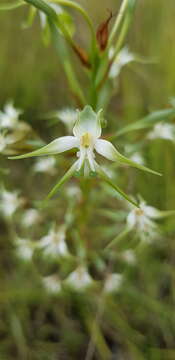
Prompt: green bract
<box><xmin>9</xmin><ymin>106</ymin><xmax>161</xmax><ymax>206</ymax></box>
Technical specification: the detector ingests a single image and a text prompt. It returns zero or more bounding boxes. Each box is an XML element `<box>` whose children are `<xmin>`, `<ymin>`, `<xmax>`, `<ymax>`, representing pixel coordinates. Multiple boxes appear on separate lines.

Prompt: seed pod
<box><xmin>96</xmin><ymin>11</ymin><xmax>113</xmax><ymax>51</ymax></box>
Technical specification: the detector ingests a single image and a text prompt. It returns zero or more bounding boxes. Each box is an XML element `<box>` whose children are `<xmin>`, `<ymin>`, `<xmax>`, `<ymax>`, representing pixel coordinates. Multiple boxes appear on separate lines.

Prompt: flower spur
<box><xmin>9</xmin><ymin>105</ymin><xmax>161</xmax><ymax>206</ymax></box>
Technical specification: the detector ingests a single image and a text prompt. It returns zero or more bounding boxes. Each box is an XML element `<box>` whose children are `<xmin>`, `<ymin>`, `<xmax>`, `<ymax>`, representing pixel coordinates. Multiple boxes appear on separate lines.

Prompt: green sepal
<box><xmin>44</xmin><ymin>160</ymin><xmax>78</xmax><ymax>201</ymax></box>
<box><xmin>105</xmin><ymin>226</ymin><xmax>132</xmax><ymax>250</ymax></box>
<box><xmin>95</xmin><ymin>163</ymin><xmax>139</xmax><ymax>208</ymax></box>
<box><xmin>115</xmin><ymin>152</ymin><xmax>162</xmax><ymax>177</ymax></box>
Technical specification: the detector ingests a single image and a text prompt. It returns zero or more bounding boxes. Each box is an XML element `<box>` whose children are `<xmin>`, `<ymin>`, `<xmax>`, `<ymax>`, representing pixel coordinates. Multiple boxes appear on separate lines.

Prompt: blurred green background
<box><xmin>1</xmin><ymin>1</ymin><xmax>175</xmax><ymax>359</ymax></box>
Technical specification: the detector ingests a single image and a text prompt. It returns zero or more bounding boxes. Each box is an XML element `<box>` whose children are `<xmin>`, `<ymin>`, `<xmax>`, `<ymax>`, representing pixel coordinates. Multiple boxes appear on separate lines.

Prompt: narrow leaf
<box><xmin>114</xmin><ymin>108</ymin><xmax>175</xmax><ymax>138</ymax></box>
<box><xmin>45</xmin><ymin>160</ymin><xmax>78</xmax><ymax>201</ymax></box>
<box><xmin>95</xmin><ymin>163</ymin><xmax>139</xmax><ymax>208</ymax></box>
<box><xmin>105</xmin><ymin>226</ymin><xmax>132</xmax><ymax>250</ymax></box>
<box><xmin>116</xmin><ymin>153</ymin><xmax>162</xmax><ymax>176</ymax></box>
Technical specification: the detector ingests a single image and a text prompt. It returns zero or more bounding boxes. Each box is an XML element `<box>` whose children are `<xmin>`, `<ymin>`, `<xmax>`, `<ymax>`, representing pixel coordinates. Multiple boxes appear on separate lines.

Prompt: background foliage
<box><xmin>0</xmin><ymin>0</ymin><xmax>175</xmax><ymax>359</ymax></box>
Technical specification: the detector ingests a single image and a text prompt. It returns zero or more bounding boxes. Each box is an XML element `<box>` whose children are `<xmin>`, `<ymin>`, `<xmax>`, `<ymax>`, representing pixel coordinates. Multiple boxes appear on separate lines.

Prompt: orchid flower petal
<box><xmin>73</xmin><ymin>105</ymin><xmax>102</xmax><ymax>140</ymax></box>
<box><xmin>8</xmin><ymin>136</ymin><xmax>79</xmax><ymax>159</ymax></box>
<box><xmin>95</xmin><ymin>139</ymin><xmax>161</xmax><ymax>176</ymax></box>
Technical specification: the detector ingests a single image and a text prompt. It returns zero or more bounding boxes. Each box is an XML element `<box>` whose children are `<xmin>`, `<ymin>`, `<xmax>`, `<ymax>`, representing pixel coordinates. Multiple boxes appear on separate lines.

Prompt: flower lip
<box><xmin>80</xmin><ymin>132</ymin><xmax>92</xmax><ymax>148</ymax></box>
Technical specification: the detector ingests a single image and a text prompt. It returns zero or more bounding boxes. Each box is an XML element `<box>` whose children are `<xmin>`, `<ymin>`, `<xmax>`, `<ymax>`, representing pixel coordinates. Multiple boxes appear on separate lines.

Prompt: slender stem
<box><xmin>111</xmin><ymin>8</ymin><xmax>134</xmax><ymax>60</ymax></box>
<box><xmin>108</xmin><ymin>0</ymin><xmax>129</xmax><ymax>46</ymax></box>
<box><xmin>96</xmin><ymin>8</ymin><xmax>134</xmax><ymax>90</ymax></box>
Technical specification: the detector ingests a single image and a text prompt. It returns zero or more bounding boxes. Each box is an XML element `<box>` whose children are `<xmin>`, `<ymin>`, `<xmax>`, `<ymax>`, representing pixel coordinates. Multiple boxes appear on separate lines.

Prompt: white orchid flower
<box><xmin>9</xmin><ymin>106</ymin><xmax>161</xmax><ymax>206</ymax></box>
<box><xmin>56</xmin><ymin>108</ymin><xmax>78</xmax><ymax>133</ymax></box>
<box><xmin>104</xmin><ymin>273</ymin><xmax>123</xmax><ymax>293</ymax></box>
<box><xmin>65</xmin><ymin>265</ymin><xmax>93</xmax><ymax>290</ymax></box>
<box><xmin>109</xmin><ymin>46</ymin><xmax>135</xmax><ymax>79</ymax></box>
<box><xmin>127</xmin><ymin>201</ymin><xmax>160</xmax><ymax>242</ymax></box>
<box><xmin>0</xmin><ymin>130</ymin><xmax>30</xmax><ymax>154</ymax></box>
<box><xmin>0</xmin><ymin>188</ymin><xmax>23</xmax><ymax>218</ymax></box>
<box><xmin>15</xmin><ymin>237</ymin><xmax>35</xmax><ymax>261</ymax></box>
<box><xmin>37</xmin><ymin>226</ymin><xmax>69</xmax><ymax>259</ymax></box>
<box><xmin>33</xmin><ymin>156</ymin><xmax>56</xmax><ymax>174</ymax></box>
<box><xmin>106</xmin><ymin>198</ymin><xmax>175</xmax><ymax>249</ymax></box>
<box><xmin>21</xmin><ymin>208</ymin><xmax>41</xmax><ymax>227</ymax></box>
<box><xmin>147</xmin><ymin>123</ymin><xmax>175</xmax><ymax>141</ymax></box>
<box><xmin>0</xmin><ymin>101</ymin><xmax>22</xmax><ymax>130</ymax></box>
<box><xmin>42</xmin><ymin>274</ymin><xmax>61</xmax><ymax>294</ymax></box>
<box><xmin>109</xmin><ymin>46</ymin><xmax>151</xmax><ymax>79</ymax></box>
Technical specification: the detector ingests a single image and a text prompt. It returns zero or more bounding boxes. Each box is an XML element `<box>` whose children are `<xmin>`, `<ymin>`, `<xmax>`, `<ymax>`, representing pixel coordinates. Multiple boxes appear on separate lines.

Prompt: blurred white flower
<box><xmin>147</xmin><ymin>123</ymin><xmax>175</xmax><ymax>141</ymax></box>
<box><xmin>15</xmin><ymin>238</ymin><xmax>35</xmax><ymax>261</ymax></box>
<box><xmin>129</xmin><ymin>153</ymin><xmax>144</xmax><ymax>165</ymax></box>
<box><xmin>104</xmin><ymin>273</ymin><xmax>123</xmax><ymax>293</ymax></box>
<box><xmin>33</xmin><ymin>157</ymin><xmax>56</xmax><ymax>174</ymax></box>
<box><xmin>21</xmin><ymin>208</ymin><xmax>41</xmax><ymax>227</ymax></box>
<box><xmin>66</xmin><ymin>184</ymin><xmax>82</xmax><ymax>201</ymax></box>
<box><xmin>0</xmin><ymin>189</ymin><xmax>23</xmax><ymax>217</ymax></box>
<box><xmin>0</xmin><ymin>101</ymin><xmax>22</xmax><ymax>130</ymax></box>
<box><xmin>37</xmin><ymin>226</ymin><xmax>69</xmax><ymax>259</ymax></box>
<box><xmin>122</xmin><ymin>250</ymin><xmax>136</xmax><ymax>265</ymax></box>
<box><xmin>127</xmin><ymin>200</ymin><xmax>161</xmax><ymax>242</ymax></box>
<box><xmin>101</xmin><ymin>165</ymin><xmax>116</xmax><ymax>179</ymax></box>
<box><xmin>0</xmin><ymin>131</ymin><xmax>27</xmax><ymax>154</ymax></box>
<box><xmin>42</xmin><ymin>274</ymin><xmax>61</xmax><ymax>294</ymax></box>
<box><xmin>65</xmin><ymin>266</ymin><xmax>93</xmax><ymax>290</ymax></box>
<box><xmin>109</xmin><ymin>47</ymin><xmax>135</xmax><ymax>79</ymax></box>
<box><xmin>56</xmin><ymin>108</ymin><xmax>78</xmax><ymax>133</ymax></box>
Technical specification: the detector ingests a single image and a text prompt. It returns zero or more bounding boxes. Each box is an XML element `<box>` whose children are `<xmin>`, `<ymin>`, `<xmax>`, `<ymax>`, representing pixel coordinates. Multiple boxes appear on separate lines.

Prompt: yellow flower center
<box><xmin>135</xmin><ymin>209</ymin><xmax>144</xmax><ymax>216</ymax></box>
<box><xmin>81</xmin><ymin>132</ymin><xmax>91</xmax><ymax>148</ymax></box>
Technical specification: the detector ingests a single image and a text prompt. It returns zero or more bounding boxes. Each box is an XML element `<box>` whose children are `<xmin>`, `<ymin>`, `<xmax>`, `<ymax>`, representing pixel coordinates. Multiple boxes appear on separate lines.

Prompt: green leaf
<box><xmin>115</xmin><ymin>152</ymin><xmax>162</xmax><ymax>176</ymax></box>
<box><xmin>113</xmin><ymin>108</ymin><xmax>175</xmax><ymax>138</ymax></box>
<box><xmin>95</xmin><ymin>163</ymin><xmax>139</xmax><ymax>208</ymax></box>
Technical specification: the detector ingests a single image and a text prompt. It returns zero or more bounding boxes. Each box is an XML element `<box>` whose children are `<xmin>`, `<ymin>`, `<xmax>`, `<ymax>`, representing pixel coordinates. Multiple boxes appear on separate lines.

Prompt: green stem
<box><xmin>111</xmin><ymin>10</ymin><xmax>133</xmax><ymax>62</ymax></box>
<box><xmin>108</xmin><ymin>0</ymin><xmax>129</xmax><ymax>46</ymax></box>
<box><xmin>95</xmin><ymin>6</ymin><xmax>135</xmax><ymax>90</ymax></box>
